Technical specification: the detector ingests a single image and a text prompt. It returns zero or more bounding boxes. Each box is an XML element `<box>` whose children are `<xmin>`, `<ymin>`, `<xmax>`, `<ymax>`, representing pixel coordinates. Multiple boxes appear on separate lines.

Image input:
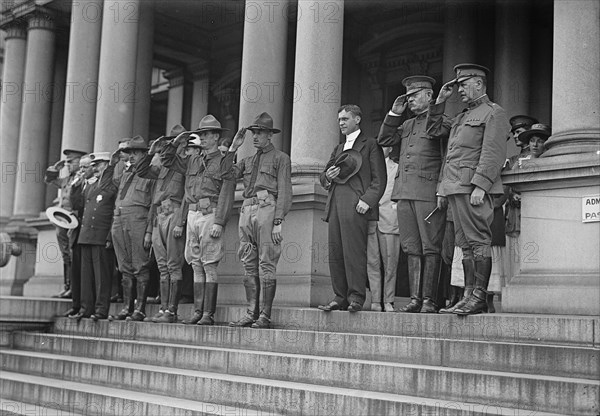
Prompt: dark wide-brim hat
<box><xmin>518</xmin><ymin>123</ymin><xmax>552</xmax><ymax>142</ymax></box>
<box><xmin>190</xmin><ymin>115</ymin><xmax>229</xmax><ymax>133</ymax></box>
<box><xmin>509</xmin><ymin>115</ymin><xmax>539</xmax><ymax>132</ymax></box>
<box><xmin>120</xmin><ymin>135</ymin><xmax>148</xmax><ymax>152</ymax></box>
<box><xmin>247</xmin><ymin>112</ymin><xmax>281</xmax><ymax>133</ymax></box>
<box><xmin>452</xmin><ymin>63</ymin><xmax>490</xmax><ymax>84</ymax></box>
<box><xmin>62</xmin><ymin>149</ymin><xmax>87</xmax><ymax>161</ymax></box>
<box><xmin>333</xmin><ymin>149</ymin><xmax>362</xmax><ymax>184</ymax></box>
<box><xmin>402</xmin><ymin>75</ymin><xmax>436</xmax><ymax>97</ymax></box>
<box><xmin>46</xmin><ymin>207</ymin><xmax>79</xmax><ymax>230</ymax></box>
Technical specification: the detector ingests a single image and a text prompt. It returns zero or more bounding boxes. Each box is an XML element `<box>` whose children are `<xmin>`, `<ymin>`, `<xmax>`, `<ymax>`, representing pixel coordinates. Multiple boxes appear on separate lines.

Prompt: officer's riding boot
<box><xmin>447</xmin><ymin>286</ymin><xmax>464</xmax><ymax>309</ymax></box>
<box><xmin>57</xmin><ymin>263</ymin><xmax>72</xmax><ymax>298</ymax></box>
<box><xmin>440</xmin><ymin>258</ymin><xmax>474</xmax><ymax>314</ymax></box>
<box><xmin>111</xmin><ymin>278</ymin><xmax>134</xmax><ymax>320</ymax></box>
<box><xmin>420</xmin><ymin>255</ymin><xmax>442</xmax><ymax>313</ymax></box>
<box><xmin>455</xmin><ymin>257</ymin><xmax>492</xmax><ymax>315</ymax></box>
<box><xmin>183</xmin><ymin>282</ymin><xmax>205</xmax><ymax>324</ymax></box>
<box><xmin>156</xmin><ymin>279</ymin><xmax>181</xmax><ymax>323</ymax></box>
<box><xmin>149</xmin><ymin>279</ymin><xmax>170</xmax><ymax>322</ymax></box>
<box><xmin>252</xmin><ymin>280</ymin><xmax>276</xmax><ymax>329</ymax></box>
<box><xmin>198</xmin><ymin>283</ymin><xmax>218</xmax><ymax>326</ymax></box>
<box><xmin>229</xmin><ymin>276</ymin><xmax>260</xmax><ymax>327</ymax></box>
<box><xmin>398</xmin><ymin>255</ymin><xmax>423</xmax><ymax>313</ymax></box>
<box><xmin>128</xmin><ymin>280</ymin><xmax>149</xmax><ymax>321</ymax></box>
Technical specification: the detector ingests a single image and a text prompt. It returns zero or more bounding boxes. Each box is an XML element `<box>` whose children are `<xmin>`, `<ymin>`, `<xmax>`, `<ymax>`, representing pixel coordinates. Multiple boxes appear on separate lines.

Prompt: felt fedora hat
<box><xmin>46</xmin><ymin>206</ymin><xmax>79</xmax><ymax>230</ymax></box>
<box><xmin>247</xmin><ymin>112</ymin><xmax>281</xmax><ymax>133</ymax></box>
<box><xmin>333</xmin><ymin>149</ymin><xmax>362</xmax><ymax>184</ymax></box>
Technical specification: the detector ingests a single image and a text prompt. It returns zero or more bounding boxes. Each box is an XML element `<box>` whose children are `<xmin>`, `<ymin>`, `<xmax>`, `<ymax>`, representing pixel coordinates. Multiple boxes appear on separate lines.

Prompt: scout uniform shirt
<box><xmin>161</xmin><ymin>144</ymin><xmax>235</xmax><ymax>226</ymax></box>
<box><xmin>45</xmin><ymin>168</ymin><xmax>77</xmax><ymax>211</ymax></box>
<box><xmin>427</xmin><ymin>94</ymin><xmax>510</xmax><ymax>196</ymax></box>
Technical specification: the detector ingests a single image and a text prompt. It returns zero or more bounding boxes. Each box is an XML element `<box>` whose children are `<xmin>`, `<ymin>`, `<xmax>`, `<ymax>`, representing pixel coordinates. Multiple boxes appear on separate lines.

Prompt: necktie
<box><xmin>119</xmin><ymin>170</ymin><xmax>135</xmax><ymax>200</ymax></box>
<box><xmin>248</xmin><ymin>149</ymin><xmax>263</xmax><ymax>194</ymax></box>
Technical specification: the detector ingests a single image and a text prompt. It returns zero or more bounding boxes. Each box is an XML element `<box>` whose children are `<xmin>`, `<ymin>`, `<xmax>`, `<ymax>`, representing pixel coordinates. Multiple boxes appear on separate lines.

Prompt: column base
<box><xmin>0</xmin><ymin>221</ymin><xmax>38</xmax><ymax>296</ymax></box>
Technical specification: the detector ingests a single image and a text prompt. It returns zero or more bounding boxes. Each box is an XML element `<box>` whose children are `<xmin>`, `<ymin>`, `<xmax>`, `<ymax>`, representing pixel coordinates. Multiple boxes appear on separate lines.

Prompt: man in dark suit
<box><xmin>377</xmin><ymin>76</ymin><xmax>448</xmax><ymax>313</ymax></box>
<box><xmin>319</xmin><ymin>104</ymin><xmax>387</xmax><ymax>312</ymax></box>
<box><xmin>70</xmin><ymin>152</ymin><xmax>118</xmax><ymax>320</ymax></box>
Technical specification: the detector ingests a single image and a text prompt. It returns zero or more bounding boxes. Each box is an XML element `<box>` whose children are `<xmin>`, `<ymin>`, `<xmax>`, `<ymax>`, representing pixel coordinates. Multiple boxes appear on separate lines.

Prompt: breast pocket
<box><xmin>134</xmin><ymin>178</ymin><xmax>151</xmax><ymax>192</ymax></box>
<box><xmin>259</xmin><ymin>164</ymin><xmax>278</xmax><ymax>189</ymax></box>
<box><xmin>461</xmin><ymin>119</ymin><xmax>486</xmax><ymax>149</ymax></box>
<box><xmin>458</xmin><ymin>161</ymin><xmax>478</xmax><ymax>186</ymax></box>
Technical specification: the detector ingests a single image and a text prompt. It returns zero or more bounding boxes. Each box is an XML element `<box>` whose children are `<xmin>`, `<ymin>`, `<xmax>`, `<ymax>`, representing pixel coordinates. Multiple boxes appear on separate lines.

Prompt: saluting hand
<box><xmin>110</xmin><ymin>150</ymin><xmax>121</xmax><ymax>166</ymax></box>
<box><xmin>391</xmin><ymin>95</ymin><xmax>408</xmax><ymax>115</ymax></box>
<box><xmin>230</xmin><ymin>127</ymin><xmax>247</xmax><ymax>151</ymax></box>
<box><xmin>53</xmin><ymin>159</ymin><xmax>66</xmax><ymax>170</ymax></box>
<box><xmin>436</xmin><ymin>80</ymin><xmax>456</xmax><ymax>104</ymax></box>
<box><xmin>173</xmin><ymin>132</ymin><xmax>189</xmax><ymax>147</ymax></box>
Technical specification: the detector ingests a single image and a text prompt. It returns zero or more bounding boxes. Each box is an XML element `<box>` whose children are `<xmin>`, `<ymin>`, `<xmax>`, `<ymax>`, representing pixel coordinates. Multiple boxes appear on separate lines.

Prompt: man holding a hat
<box><xmin>226</xmin><ymin>112</ymin><xmax>292</xmax><ymax>328</ymax></box>
<box><xmin>136</xmin><ymin>125</ymin><xmax>188</xmax><ymax>323</ymax></box>
<box><xmin>318</xmin><ymin>105</ymin><xmax>386</xmax><ymax>313</ymax></box>
<box><xmin>161</xmin><ymin>116</ymin><xmax>236</xmax><ymax>326</ymax></box>
<box><xmin>377</xmin><ymin>75</ymin><xmax>449</xmax><ymax>313</ymax></box>
<box><xmin>105</xmin><ymin>136</ymin><xmax>156</xmax><ymax>321</ymax></box>
<box><xmin>70</xmin><ymin>152</ymin><xmax>117</xmax><ymax>321</ymax></box>
<box><xmin>428</xmin><ymin>63</ymin><xmax>510</xmax><ymax>315</ymax></box>
<box><xmin>45</xmin><ymin>148</ymin><xmax>88</xmax><ymax>298</ymax></box>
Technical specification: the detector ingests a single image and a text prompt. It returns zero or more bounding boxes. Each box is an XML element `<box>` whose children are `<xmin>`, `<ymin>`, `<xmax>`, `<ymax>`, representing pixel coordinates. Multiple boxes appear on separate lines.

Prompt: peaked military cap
<box><xmin>453</xmin><ymin>63</ymin><xmax>490</xmax><ymax>83</ymax></box>
<box><xmin>402</xmin><ymin>75</ymin><xmax>436</xmax><ymax>96</ymax></box>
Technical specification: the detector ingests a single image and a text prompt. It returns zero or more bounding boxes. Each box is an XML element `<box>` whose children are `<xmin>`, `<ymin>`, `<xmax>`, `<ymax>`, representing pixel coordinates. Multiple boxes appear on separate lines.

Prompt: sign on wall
<box><xmin>582</xmin><ymin>195</ymin><xmax>600</xmax><ymax>223</ymax></box>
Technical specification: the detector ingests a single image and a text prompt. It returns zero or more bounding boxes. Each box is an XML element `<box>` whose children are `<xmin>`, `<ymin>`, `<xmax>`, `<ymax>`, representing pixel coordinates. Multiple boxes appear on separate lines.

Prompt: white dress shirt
<box><xmin>343</xmin><ymin>129</ymin><xmax>361</xmax><ymax>150</ymax></box>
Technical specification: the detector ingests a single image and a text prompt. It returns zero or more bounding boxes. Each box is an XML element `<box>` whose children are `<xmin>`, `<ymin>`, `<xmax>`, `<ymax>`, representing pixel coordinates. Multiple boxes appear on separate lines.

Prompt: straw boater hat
<box><xmin>247</xmin><ymin>112</ymin><xmax>281</xmax><ymax>134</ymax></box>
<box><xmin>46</xmin><ymin>206</ymin><xmax>78</xmax><ymax>230</ymax></box>
<box><xmin>332</xmin><ymin>149</ymin><xmax>362</xmax><ymax>184</ymax></box>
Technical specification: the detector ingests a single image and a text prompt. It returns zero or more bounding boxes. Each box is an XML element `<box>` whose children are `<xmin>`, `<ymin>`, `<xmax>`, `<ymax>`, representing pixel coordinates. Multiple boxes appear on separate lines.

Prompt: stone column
<box><xmin>0</xmin><ymin>23</ymin><xmax>27</xmax><ymax>224</ymax></box>
<box><xmin>164</xmin><ymin>68</ymin><xmax>184</xmax><ymax>133</ymax></box>
<box><xmin>132</xmin><ymin>0</ymin><xmax>154</xmax><ymax>139</ymax></box>
<box><xmin>189</xmin><ymin>62</ymin><xmax>209</xmax><ymax>129</ymax></box>
<box><xmin>93</xmin><ymin>0</ymin><xmax>140</xmax><ymax>151</ymax></box>
<box><xmin>61</xmin><ymin>0</ymin><xmax>103</xmax><ymax>154</ymax></box>
<box><xmin>441</xmin><ymin>0</ymin><xmax>477</xmax><ymax>117</ymax></box>
<box><xmin>502</xmin><ymin>0</ymin><xmax>600</xmax><ymax>316</ymax></box>
<box><xmin>12</xmin><ymin>13</ymin><xmax>56</xmax><ymax>220</ymax></box>
<box><xmin>237</xmin><ymin>0</ymin><xmax>289</xmax><ymax>159</ymax></box>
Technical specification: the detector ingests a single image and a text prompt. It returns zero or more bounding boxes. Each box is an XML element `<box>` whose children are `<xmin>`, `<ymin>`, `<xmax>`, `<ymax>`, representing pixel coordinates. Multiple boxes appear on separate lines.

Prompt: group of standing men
<box><xmin>50</xmin><ymin>112</ymin><xmax>292</xmax><ymax>329</ymax></box>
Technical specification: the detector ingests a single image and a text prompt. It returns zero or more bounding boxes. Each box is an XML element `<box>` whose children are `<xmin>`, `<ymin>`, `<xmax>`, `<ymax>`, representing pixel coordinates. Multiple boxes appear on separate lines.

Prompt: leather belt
<box><xmin>189</xmin><ymin>201</ymin><xmax>217</xmax><ymax>215</ymax></box>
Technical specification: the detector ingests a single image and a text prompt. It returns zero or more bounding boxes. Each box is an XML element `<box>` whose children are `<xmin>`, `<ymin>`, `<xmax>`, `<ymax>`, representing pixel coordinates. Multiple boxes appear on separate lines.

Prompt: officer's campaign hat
<box><xmin>509</xmin><ymin>115</ymin><xmax>539</xmax><ymax>133</ymax></box>
<box><xmin>401</xmin><ymin>75</ymin><xmax>436</xmax><ymax>97</ymax></box>
<box><xmin>452</xmin><ymin>63</ymin><xmax>490</xmax><ymax>83</ymax></box>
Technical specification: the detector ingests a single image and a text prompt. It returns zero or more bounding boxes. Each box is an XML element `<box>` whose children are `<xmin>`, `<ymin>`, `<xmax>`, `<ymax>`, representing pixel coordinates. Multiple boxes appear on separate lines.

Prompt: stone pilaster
<box><xmin>164</xmin><ymin>68</ymin><xmax>185</xmax><ymax>133</ymax></box>
<box><xmin>132</xmin><ymin>0</ymin><xmax>154</xmax><ymax>139</ymax></box>
<box><xmin>189</xmin><ymin>62</ymin><xmax>209</xmax><ymax>129</ymax></box>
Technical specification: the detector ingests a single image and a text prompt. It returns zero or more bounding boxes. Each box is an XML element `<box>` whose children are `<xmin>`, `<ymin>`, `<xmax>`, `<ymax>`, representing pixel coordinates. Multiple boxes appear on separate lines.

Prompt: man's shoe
<box><xmin>154</xmin><ymin>310</ymin><xmax>176</xmax><ymax>323</ymax></box>
<box><xmin>347</xmin><ymin>302</ymin><xmax>362</xmax><ymax>312</ymax></box>
<box><xmin>127</xmin><ymin>310</ymin><xmax>146</xmax><ymax>321</ymax></box>
<box><xmin>62</xmin><ymin>308</ymin><xmax>78</xmax><ymax>317</ymax></box>
<box><xmin>197</xmin><ymin>313</ymin><xmax>214</xmax><ymax>326</ymax></box>
<box><xmin>109</xmin><ymin>308</ymin><xmax>131</xmax><ymax>321</ymax></box>
<box><xmin>183</xmin><ymin>311</ymin><xmax>203</xmax><ymax>325</ymax></box>
<box><xmin>397</xmin><ymin>298</ymin><xmax>423</xmax><ymax>313</ymax></box>
<box><xmin>317</xmin><ymin>301</ymin><xmax>343</xmax><ymax>312</ymax></box>
<box><xmin>229</xmin><ymin>313</ymin><xmax>255</xmax><ymax>327</ymax></box>
<box><xmin>251</xmin><ymin>313</ymin><xmax>271</xmax><ymax>329</ymax></box>
<box><xmin>146</xmin><ymin>309</ymin><xmax>164</xmax><ymax>323</ymax></box>
<box><xmin>420</xmin><ymin>298</ymin><xmax>439</xmax><ymax>314</ymax></box>
<box><xmin>383</xmin><ymin>303</ymin><xmax>395</xmax><ymax>313</ymax></box>
<box><xmin>454</xmin><ymin>289</ymin><xmax>488</xmax><ymax>316</ymax></box>
<box><xmin>370</xmin><ymin>303</ymin><xmax>382</xmax><ymax>312</ymax></box>
<box><xmin>90</xmin><ymin>313</ymin><xmax>107</xmax><ymax>321</ymax></box>
<box><xmin>69</xmin><ymin>312</ymin><xmax>85</xmax><ymax>322</ymax></box>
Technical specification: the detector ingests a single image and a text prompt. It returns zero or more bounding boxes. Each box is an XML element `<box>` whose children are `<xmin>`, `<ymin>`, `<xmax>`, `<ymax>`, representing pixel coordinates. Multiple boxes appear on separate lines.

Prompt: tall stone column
<box><xmin>237</xmin><ymin>0</ymin><xmax>289</xmax><ymax>159</ymax></box>
<box><xmin>12</xmin><ymin>13</ymin><xmax>56</xmax><ymax>219</ymax></box>
<box><xmin>164</xmin><ymin>68</ymin><xmax>184</xmax><ymax>133</ymax></box>
<box><xmin>0</xmin><ymin>23</ymin><xmax>27</xmax><ymax>224</ymax></box>
<box><xmin>502</xmin><ymin>0</ymin><xmax>600</xmax><ymax>316</ymax></box>
<box><xmin>61</xmin><ymin>0</ymin><xmax>103</xmax><ymax>154</ymax></box>
<box><xmin>93</xmin><ymin>0</ymin><xmax>140</xmax><ymax>151</ymax></box>
<box><xmin>132</xmin><ymin>0</ymin><xmax>154</xmax><ymax>139</ymax></box>
<box><xmin>189</xmin><ymin>62</ymin><xmax>209</xmax><ymax>129</ymax></box>
<box><xmin>441</xmin><ymin>0</ymin><xmax>477</xmax><ymax>117</ymax></box>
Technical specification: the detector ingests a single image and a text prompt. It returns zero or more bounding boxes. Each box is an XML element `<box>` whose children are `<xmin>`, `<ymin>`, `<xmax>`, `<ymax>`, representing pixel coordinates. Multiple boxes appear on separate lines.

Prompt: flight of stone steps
<box><xmin>0</xmin><ymin>296</ymin><xmax>598</xmax><ymax>415</ymax></box>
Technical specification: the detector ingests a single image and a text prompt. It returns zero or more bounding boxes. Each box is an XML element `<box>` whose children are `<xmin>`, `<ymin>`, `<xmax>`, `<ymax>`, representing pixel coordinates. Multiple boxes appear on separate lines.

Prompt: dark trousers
<box><xmin>70</xmin><ymin>244</ymin><xmax>82</xmax><ymax>311</ymax></box>
<box><xmin>397</xmin><ymin>199</ymin><xmax>445</xmax><ymax>256</ymax></box>
<box><xmin>328</xmin><ymin>185</ymin><xmax>368</xmax><ymax>306</ymax></box>
<box><xmin>80</xmin><ymin>244</ymin><xmax>113</xmax><ymax>316</ymax></box>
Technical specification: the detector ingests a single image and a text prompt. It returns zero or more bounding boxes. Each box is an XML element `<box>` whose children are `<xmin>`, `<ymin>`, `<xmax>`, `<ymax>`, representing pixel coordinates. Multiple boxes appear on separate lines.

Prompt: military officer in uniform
<box><xmin>378</xmin><ymin>76</ymin><xmax>449</xmax><ymax>313</ymax></box>
<box><xmin>227</xmin><ymin>112</ymin><xmax>293</xmax><ymax>328</ymax></box>
<box><xmin>137</xmin><ymin>125</ymin><xmax>187</xmax><ymax>323</ymax></box>
<box><xmin>161</xmin><ymin>116</ymin><xmax>235</xmax><ymax>326</ymax></box>
<box><xmin>107</xmin><ymin>136</ymin><xmax>156</xmax><ymax>321</ymax></box>
<box><xmin>428</xmin><ymin>64</ymin><xmax>510</xmax><ymax>315</ymax></box>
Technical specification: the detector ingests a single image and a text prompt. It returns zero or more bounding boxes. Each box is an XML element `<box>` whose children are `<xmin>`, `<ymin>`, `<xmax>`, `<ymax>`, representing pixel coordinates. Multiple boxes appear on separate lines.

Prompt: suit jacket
<box><xmin>320</xmin><ymin>132</ymin><xmax>387</xmax><ymax>222</ymax></box>
<box><xmin>74</xmin><ymin>172</ymin><xmax>118</xmax><ymax>246</ymax></box>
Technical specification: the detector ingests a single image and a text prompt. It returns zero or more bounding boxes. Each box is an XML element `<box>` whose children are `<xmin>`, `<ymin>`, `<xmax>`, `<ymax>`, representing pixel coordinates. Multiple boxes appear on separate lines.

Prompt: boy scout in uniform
<box><xmin>227</xmin><ymin>112</ymin><xmax>292</xmax><ymax>329</ymax></box>
<box><xmin>107</xmin><ymin>136</ymin><xmax>156</xmax><ymax>321</ymax></box>
<box><xmin>161</xmin><ymin>115</ymin><xmax>235</xmax><ymax>326</ymax></box>
<box><xmin>45</xmin><ymin>148</ymin><xmax>87</xmax><ymax>298</ymax></box>
<box><xmin>377</xmin><ymin>76</ymin><xmax>448</xmax><ymax>313</ymax></box>
<box><xmin>137</xmin><ymin>125</ymin><xmax>187</xmax><ymax>323</ymax></box>
<box><xmin>428</xmin><ymin>64</ymin><xmax>510</xmax><ymax>315</ymax></box>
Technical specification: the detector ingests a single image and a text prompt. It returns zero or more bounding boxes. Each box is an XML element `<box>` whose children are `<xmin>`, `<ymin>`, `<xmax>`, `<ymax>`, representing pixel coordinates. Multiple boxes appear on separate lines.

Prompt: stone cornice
<box><xmin>0</xmin><ymin>2</ymin><xmax>54</xmax><ymax>29</ymax></box>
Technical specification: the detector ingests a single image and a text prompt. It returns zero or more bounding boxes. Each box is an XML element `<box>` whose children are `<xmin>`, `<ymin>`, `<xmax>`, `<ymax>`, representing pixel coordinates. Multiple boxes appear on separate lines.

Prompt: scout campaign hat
<box><xmin>333</xmin><ymin>149</ymin><xmax>362</xmax><ymax>184</ymax></box>
<box><xmin>190</xmin><ymin>115</ymin><xmax>229</xmax><ymax>133</ymax></box>
<box><xmin>247</xmin><ymin>112</ymin><xmax>281</xmax><ymax>133</ymax></box>
<box><xmin>187</xmin><ymin>133</ymin><xmax>202</xmax><ymax>148</ymax></box>
<box><xmin>509</xmin><ymin>115</ymin><xmax>539</xmax><ymax>132</ymax></box>
<box><xmin>120</xmin><ymin>135</ymin><xmax>148</xmax><ymax>152</ymax></box>
<box><xmin>46</xmin><ymin>206</ymin><xmax>79</xmax><ymax>230</ymax></box>
<box><xmin>89</xmin><ymin>152</ymin><xmax>111</xmax><ymax>164</ymax></box>
<box><xmin>518</xmin><ymin>123</ymin><xmax>552</xmax><ymax>142</ymax></box>
<box><xmin>401</xmin><ymin>75</ymin><xmax>436</xmax><ymax>97</ymax></box>
<box><xmin>62</xmin><ymin>149</ymin><xmax>87</xmax><ymax>161</ymax></box>
<box><xmin>452</xmin><ymin>63</ymin><xmax>490</xmax><ymax>83</ymax></box>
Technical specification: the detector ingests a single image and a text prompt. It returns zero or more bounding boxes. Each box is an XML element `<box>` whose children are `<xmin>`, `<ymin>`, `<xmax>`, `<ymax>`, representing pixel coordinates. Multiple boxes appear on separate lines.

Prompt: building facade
<box><xmin>1</xmin><ymin>0</ymin><xmax>598</xmax><ymax>314</ymax></box>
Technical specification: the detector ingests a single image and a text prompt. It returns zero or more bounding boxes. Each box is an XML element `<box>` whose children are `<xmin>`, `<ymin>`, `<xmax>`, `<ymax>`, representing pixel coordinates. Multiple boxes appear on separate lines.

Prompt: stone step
<box><xmin>0</xmin><ymin>398</ymin><xmax>84</xmax><ymax>416</ymax></box>
<box><xmin>0</xmin><ymin>371</ymin><xmax>279</xmax><ymax>416</ymax></box>
<box><xmin>0</xmin><ymin>352</ymin><xmax>569</xmax><ymax>416</ymax></box>
<box><xmin>4</xmin><ymin>337</ymin><xmax>598</xmax><ymax>415</ymax></box>
<box><xmin>47</xmin><ymin>318</ymin><xmax>600</xmax><ymax>380</ymax></box>
<box><xmin>2</xmin><ymin>296</ymin><xmax>598</xmax><ymax>346</ymax></box>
